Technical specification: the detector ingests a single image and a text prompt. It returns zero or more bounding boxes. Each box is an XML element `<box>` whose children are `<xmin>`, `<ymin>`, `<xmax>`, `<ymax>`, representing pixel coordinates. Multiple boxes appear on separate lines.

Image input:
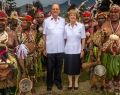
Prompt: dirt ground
<box><xmin>33</xmin><ymin>71</ymin><xmax>108</xmax><ymax>95</ymax></box>
<box><xmin>35</xmin><ymin>81</ymin><xmax>102</xmax><ymax>95</ymax></box>
<box><xmin>18</xmin><ymin>71</ymin><xmax>114</xmax><ymax>95</ymax></box>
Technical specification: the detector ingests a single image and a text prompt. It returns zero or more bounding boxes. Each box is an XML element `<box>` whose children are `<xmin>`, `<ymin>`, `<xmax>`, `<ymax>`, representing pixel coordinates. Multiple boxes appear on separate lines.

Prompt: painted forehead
<box><xmin>96</xmin><ymin>12</ymin><xmax>107</xmax><ymax>19</ymax></box>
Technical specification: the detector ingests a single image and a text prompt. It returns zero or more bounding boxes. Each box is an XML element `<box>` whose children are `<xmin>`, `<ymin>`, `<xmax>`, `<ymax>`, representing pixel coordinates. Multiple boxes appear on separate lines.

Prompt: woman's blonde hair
<box><xmin>66</xmin><ymin>9</ymin><xmax>79</xmax><ymax>22</ymax></box>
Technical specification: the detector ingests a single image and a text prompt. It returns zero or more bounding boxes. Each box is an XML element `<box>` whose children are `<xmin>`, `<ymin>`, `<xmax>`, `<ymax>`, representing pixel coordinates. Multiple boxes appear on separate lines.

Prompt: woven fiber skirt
<box><xmin>64</xmin><ymin>54</ymin><xmax>81</xmax><ymax>75</ymax></box>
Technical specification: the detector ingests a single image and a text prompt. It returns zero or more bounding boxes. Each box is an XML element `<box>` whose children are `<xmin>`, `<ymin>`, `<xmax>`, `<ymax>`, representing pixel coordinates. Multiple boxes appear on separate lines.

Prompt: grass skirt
<box><xmin>101</xmin><ymin>53</ymin><xmax>120</xmax><ymax>79</ymax></box>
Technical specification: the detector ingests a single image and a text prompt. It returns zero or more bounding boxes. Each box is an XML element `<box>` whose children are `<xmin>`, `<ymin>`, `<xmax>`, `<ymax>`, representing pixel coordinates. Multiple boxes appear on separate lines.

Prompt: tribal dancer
<box><xmin>7</xmin><ymin>18</ymin><xmax>18</xmax><ymax>57</ymax></box>
<box><xmin>6</xmin><ymin>17</ymin><xmax>20</xmax><ymax>95</ymax></box>
<box><xmin>34</xmin><ymin>10</ymin><xmax>46</xmax><ymax>80</ymax></box>
<box><xmin>82</xmin><ymin>11</ymin><xmax>93</xmax><ymax>68</ymax></box>
<box><xmin>90</xmin><ymin>12</ymin><xmax>107</xmax><ymax>91</ymax></box>
<box><xmin>0</xmin><ymin>11</ymin><xmax>17</xmax><ymax>95</ymax></box>
<box><xmin>101</xmin><ymin>4</ymin><xmax>120</xmax><ymax>94</ymax></box>
<box><xmin>16</xmin><ymin>15</ymin><xmax>37</xmax><ymax>95</ymax></box>
<box><xmin>82</xmin><ymin>11</ymin><xmax>93</xmax><ymax>35</ymax></box>
<box><xmin>82</xmin><ymin>11</ymin><xmax>95</xmax><ymax>65</ymax></box>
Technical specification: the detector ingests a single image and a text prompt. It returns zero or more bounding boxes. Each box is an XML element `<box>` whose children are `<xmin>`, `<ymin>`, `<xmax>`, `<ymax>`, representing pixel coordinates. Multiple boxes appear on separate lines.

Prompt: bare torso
<box><xmin>102</xmin><ymin>20</ymin><xmax>120</xmax><ymax>37</ymax></box>
<box><xmin>7</xmin><ymin>30</ymin><xmax>18</xmax><ymax>49</ymax></box>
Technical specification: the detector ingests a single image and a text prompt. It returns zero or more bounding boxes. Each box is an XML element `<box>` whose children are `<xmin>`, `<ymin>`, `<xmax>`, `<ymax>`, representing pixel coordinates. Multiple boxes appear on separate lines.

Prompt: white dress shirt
<box><xmin>43</xmin><ymin>16</ymin><xmax>65</xmax><ymax>53</ymax></box>
<box><xmin>64</xmin><ymin>22</ymin><xmax>86</xmax><ymax>54</ymax></box>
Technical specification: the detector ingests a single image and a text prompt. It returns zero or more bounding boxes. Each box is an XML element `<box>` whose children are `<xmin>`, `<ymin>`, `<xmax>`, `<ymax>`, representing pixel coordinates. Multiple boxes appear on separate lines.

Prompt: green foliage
<box><xmin>101</xmin><ymin>53</ymin><xmax>120</xmax><ymax>79</ymax></box>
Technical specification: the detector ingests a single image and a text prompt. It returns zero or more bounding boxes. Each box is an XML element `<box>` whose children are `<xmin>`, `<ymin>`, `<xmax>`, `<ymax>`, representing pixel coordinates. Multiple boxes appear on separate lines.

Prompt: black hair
<box><xmin>67</xmin><ymin>4</ymin><xmax>77</xmax><ymax>12</ymax></box>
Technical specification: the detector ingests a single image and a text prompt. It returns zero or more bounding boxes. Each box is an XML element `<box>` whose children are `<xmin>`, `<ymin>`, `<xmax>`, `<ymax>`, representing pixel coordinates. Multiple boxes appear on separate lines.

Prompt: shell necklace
<box><xmin>110</xmin><ymin>20</ymin><xmax>120</xmax><ymax>34</ymax></box>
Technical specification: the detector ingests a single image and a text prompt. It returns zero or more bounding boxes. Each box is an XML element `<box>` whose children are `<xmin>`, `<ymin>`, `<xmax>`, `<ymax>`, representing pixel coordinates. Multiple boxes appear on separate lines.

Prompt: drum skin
<box><xmin>19</xmin><ymin>78</ymin><xmax>33</xmax><ymax>93</ymax></box>
<box><xmin>94</xmin><ymin>65</ymin><xmax>106</xmax><ymax>77</ymax></box>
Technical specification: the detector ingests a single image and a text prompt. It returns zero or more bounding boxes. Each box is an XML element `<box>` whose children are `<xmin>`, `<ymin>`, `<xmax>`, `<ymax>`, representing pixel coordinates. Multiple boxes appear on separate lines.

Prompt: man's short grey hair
<box><xmin>51</xmin><ymin>3</ymin><xmax>60</xmax><ymax>9</ymax></box>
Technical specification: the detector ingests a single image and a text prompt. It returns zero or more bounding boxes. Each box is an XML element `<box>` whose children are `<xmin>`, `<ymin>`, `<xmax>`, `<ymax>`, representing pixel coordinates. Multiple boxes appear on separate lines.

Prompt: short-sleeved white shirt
<box><xmin>64</xmin><ymin>22</ymin><xmax>86</xmax><ymax>54</ymax></box>
<box><xmin>43</xmin><ymin>16</ymin><xmax>65</xmax><ymax>53</ymax></box>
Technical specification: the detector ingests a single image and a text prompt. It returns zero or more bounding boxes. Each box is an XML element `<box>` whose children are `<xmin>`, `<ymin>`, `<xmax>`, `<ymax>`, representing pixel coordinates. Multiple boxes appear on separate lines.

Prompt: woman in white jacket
<box><xmin>64</xmin><ymin>9</ymin><xmax>86</xmax><ymax>90</ymax></box>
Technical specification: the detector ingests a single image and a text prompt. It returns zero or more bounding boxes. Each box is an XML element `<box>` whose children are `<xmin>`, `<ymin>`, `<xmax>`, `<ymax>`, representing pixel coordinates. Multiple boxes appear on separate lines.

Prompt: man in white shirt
<box><xmin>43</xmin><ymin>3</ymin><xmax>65</xmax><ymax>91</ymax></box>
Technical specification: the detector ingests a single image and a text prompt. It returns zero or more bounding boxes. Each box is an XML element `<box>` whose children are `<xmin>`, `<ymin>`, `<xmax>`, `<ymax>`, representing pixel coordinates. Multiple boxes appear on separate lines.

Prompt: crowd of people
<box><xmin>0</xmin><ymin>2</ymin><xmax>120</xmax><ymax>95</ymax></box>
